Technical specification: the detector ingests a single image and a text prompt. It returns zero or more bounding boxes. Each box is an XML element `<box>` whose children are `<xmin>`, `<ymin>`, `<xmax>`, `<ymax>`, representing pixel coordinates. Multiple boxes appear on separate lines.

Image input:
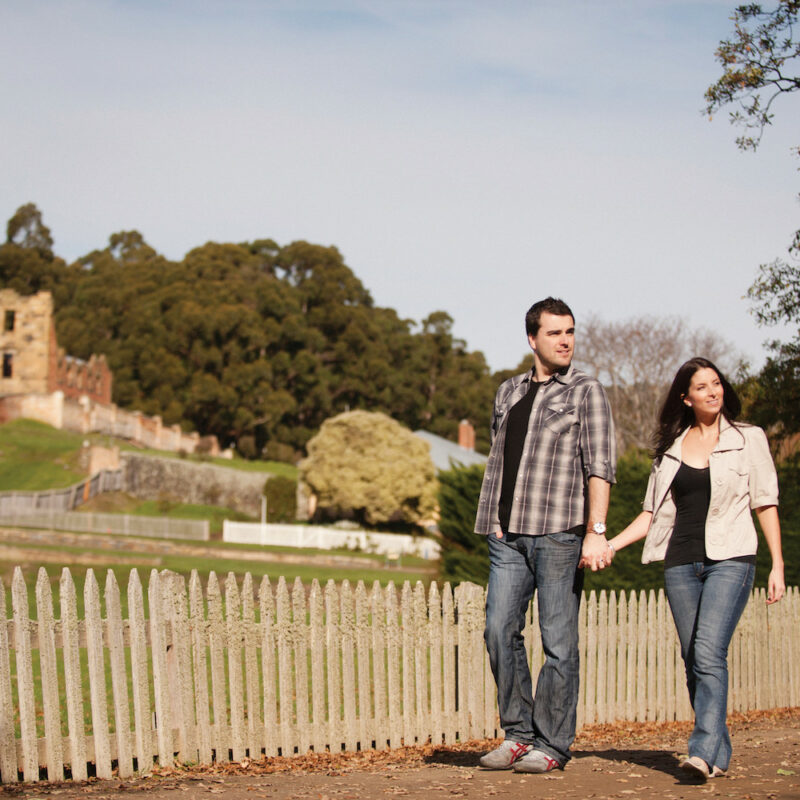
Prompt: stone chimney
<box><xmin>458</xmin><ymin>419</ymin><xmax>476</xmax><ymax>451</ymax></box>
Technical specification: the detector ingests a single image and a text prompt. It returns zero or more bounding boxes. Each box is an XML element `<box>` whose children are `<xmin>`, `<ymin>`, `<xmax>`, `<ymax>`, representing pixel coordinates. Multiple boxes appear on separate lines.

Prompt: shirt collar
<box><xmin>665</xmin><ymin>416</ymin><xmax>744</xmax><ymax>460</ymax></box>
<box><xmin>526</xmin><ymin>362</ymin><xmax>574</xmax><ymax>387</ymax></box>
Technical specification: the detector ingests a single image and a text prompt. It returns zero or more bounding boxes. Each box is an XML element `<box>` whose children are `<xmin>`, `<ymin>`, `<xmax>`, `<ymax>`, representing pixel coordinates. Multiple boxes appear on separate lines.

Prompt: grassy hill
<box><xmin>0</xmin><ymin>418</ymin><xmax>297</xmax><ymax>492</ymax></box>
<box><xmin>0</xmin><ymin>417</ymin><xmax>300</xmax><ymax>534</ymax></box>
<box><xmin>0</xmin><ymin>419</ymin><xmax>89</xmax><ymax>489</ymax></box>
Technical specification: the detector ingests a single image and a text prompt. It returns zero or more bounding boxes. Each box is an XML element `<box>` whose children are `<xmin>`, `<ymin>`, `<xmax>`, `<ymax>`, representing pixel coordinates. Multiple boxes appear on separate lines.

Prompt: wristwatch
<box><xmin>590</xmin><ymin>522</ymin><xmax>607</xmax><ymax>535</ymax></box>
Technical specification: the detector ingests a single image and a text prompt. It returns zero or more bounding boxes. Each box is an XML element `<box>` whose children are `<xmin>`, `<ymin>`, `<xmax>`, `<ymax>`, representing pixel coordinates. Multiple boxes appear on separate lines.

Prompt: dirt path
<box><xmin>1</xmin><ymin>710</ymin><xmax>797</xmax><ymax>800</ymax></box>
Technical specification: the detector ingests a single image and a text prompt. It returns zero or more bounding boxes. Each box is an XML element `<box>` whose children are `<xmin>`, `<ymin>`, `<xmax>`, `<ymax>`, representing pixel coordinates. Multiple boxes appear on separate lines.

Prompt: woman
<box><xmin>599</xmin><ymin>357</ymin><xmax>785</xmax><ymax>780</ymax></box>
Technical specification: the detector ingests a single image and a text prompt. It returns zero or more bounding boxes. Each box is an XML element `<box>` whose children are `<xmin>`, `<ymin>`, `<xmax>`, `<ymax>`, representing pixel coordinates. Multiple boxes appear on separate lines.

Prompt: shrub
<box><xmin>263</xmin><ymin>441</ymin><xmax>298</xmax><ymax>464</ymax></box>
<box><xmin>237</xmin><ymin>435</ymin><xmax>258</xmax><ymax>460</ymax></box>
<box><xmin>299</xmin><ymin>410</ymin><xmax>437</xmax><ymax>527</ymax></box>
<box><xmin>263</xmin><ymin>475</ymin><xmax>297</xmax><ymax>523</ymax></box>
<box><xmin>437</xmin><ymin>463</ymin><xmax>489</xmax><ymax>586</ymax></box>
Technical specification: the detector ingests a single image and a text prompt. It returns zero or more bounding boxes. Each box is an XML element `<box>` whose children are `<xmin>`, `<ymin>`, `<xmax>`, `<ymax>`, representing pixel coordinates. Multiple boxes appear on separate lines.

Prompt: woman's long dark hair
<box><xmin>653</xmin><ymin>357</ymin><xmax>742</xmax><ymax>461</ymax></box>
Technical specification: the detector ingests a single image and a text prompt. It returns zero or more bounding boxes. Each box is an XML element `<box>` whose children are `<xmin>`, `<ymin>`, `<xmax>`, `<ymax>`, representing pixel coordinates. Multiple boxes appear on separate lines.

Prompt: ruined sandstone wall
<box><xmin>0</xmin><ymin>391</ymin><xmax>63</xmax><ymax>427</ymax></box>
<box><xmin>52</xmin><ymin>351</ymin><xmax>113</xmax><ymax>404</ymax></box>
<box><xmin>0</xmin><ymin>289</ymin><xmax>53</xmax><ymax>395</ymax></box>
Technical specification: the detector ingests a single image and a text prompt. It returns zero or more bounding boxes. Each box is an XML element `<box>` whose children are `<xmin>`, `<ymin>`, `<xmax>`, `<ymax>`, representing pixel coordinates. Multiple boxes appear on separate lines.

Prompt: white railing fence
<box><xmin>0</xmin><ymin>568</ymin><xmax>797</xmax><ymax>784</ymax></box>
<box><xmin>0</xmin><ymin>469</ymin><xmax>123</xmax><ymax>513</ymax></box>
<box><xmin>222</xmin><ymin>521</ymin><xmax>440</xmax><ymax>559</ymax></box>
<box><xmin>0</xmin><ymin>510</ymin><xmax>209</xmax><ymax>541</ymax></box>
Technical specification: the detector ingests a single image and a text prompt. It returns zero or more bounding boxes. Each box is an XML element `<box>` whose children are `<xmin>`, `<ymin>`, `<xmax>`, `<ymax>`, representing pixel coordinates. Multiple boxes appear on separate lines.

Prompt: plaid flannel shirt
<box><xmin>474</xmin><ymin>363</ymin><xmax>616</xmax><ymax>536</ymax></box>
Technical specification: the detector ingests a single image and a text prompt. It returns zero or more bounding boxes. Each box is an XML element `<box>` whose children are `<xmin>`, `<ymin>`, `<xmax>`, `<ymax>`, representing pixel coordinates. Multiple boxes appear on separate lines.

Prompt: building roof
<box><xmin>413</xmin><ymin>430</ymin><xmax>487</xmax><ymax>473</ymax></box>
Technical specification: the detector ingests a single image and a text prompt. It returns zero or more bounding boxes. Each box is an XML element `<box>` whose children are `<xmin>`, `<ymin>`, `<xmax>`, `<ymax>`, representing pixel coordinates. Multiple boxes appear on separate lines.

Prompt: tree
<box><xmin>706</xmin><ymin>3</ymin><xmax>800</xmax><ymax>437</ymax></box>
<box><xmin>2</xmin><ymin>205</ymin><xmax>502</xmax><ymax>454</ymax></box>
<box><xmin>574</xmin><ymin>315</ymin><xmax>742</xmax><ymax>453</ymax></box>
<box><xmin>299</xmin><ymin>410</ymin><xmax>438</xmax><ymax>528</ymax></box>
<box><xmin>437</xmin><ymin>463</ymin><xmax>489</xmax><ymax>586</ymax></box>
<box><xmin>6</xmin><ymin>202</ymin><xmax>54</xmax><ymax>256</ymax></box>
<box><xmin>0</xmin><ymin>204</ymin><xmax>72</xmax><ymax>300</ymax></box>
<box><xmin>742</xmin><ymin>259</ymin><xmax>800</xmax><ymax>436</ymax></box>
<box><xmin>705</xmin><ymin>1</ymin><xmax>800</xmax><ymax>152</ymax></box>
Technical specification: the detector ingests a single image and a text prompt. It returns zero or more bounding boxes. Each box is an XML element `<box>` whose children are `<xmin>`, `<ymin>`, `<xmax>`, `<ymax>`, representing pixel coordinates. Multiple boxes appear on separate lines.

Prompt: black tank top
<box><xmin>664</xmin><ymin>462</ymin><xmax>709</xmax><ymax>568</ymax></box>
<box><xmin>664</xmin><ymin>461</ymin><xmax>757</xmax><ymax>568</ymax></box>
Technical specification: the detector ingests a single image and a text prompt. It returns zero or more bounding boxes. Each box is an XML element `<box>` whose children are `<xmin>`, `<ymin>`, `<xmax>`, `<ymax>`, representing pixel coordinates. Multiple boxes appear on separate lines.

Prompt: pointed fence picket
<box><xmin>0</xmin><ymin>567</ymin><xmax>797</xmax><ymax>784</ymax></box>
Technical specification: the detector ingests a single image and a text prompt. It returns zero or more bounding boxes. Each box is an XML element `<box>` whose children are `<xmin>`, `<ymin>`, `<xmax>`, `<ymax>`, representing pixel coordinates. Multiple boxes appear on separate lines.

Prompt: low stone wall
<box><xmin>121</xmin><ymin>453</ymin><xmax>268</xmax><ymax>516</ymax></box>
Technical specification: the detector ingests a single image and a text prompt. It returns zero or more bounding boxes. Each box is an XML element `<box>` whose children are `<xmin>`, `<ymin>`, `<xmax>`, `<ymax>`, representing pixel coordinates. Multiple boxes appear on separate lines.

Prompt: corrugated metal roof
<box><xmin>413</xmin><ymin>430</ymin><xmax>487</xmax><ymax>473</ymax></box>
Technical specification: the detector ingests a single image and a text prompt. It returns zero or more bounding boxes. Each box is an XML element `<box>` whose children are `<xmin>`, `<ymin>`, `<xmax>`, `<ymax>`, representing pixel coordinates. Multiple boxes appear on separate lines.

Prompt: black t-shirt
<box><xmin>498</xmin><ymin>380</ymin><xmax>540</xmax><ymax>533</ymax></box>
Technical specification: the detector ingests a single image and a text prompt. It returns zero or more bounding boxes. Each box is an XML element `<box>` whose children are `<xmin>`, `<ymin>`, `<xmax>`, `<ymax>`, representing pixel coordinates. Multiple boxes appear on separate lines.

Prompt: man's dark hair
<box><xmin>525</xmin><ymin>297</ymin><xmax>574</xmax><ymax>337</ymax></box>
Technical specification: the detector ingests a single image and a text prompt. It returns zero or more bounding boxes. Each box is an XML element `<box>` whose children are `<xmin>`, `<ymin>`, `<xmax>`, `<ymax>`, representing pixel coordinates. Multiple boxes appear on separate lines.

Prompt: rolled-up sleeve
<box><xmin>642</xmin><ymin>463</ymin><xmax>658</xmax><ymax>512</ymax></box>
<box><xmin>579</xmin><ymin>381</ymin><xmax>616</xmax><ymax>484</ymax></box>
<box><xmin>747</xmin><ymin>426</ymin><xmax>779</xmax><ymax>509</ymax></box>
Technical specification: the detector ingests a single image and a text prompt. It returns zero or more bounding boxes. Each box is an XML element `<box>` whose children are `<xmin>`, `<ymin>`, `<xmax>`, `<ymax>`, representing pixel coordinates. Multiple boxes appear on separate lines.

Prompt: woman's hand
<box><xmin>754</xmin><ymin>506</ymin><xmax>785</xmax><ymax>605</ymax></box>
<box><xmin>767</xmin><ymin>564</ymin><xmax>785</xmax><ymax>605</ymax></box>
<box><xmin>578</xmin><ymin>541</ymin><xmax>615</xmax><ymax>571</ymax></box>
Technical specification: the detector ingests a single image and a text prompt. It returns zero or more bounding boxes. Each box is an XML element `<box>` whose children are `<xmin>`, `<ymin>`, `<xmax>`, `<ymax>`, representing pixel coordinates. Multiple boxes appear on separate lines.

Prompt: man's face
<box><xmin>528</xmin><ymin>312</ymin><xmax>574</xmax><ymax>375</ymax></box>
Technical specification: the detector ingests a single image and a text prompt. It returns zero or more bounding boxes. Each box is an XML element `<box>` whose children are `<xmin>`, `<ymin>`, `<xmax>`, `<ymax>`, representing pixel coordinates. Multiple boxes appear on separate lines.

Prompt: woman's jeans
<box><xmin>484</xmin><ymin>531</ymin><xmax>584</xmax><ymax>766</ymax></box>
<box><xmin>664</xmin><ymin>559</ymin><xmax>755</xmax><ymax>770</ymax></box>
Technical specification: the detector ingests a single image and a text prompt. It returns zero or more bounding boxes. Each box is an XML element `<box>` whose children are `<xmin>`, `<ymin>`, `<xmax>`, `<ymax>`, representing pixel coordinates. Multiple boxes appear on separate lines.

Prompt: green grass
<box><xmin>0</xmin><ymin>418</ymin><xmax>297</xmax><ymax>494</ymax></box>
<box><xmin>118</xmin><ymin>444</ymin><xmax>298</xmax><ymax>479</ymax></box>
<box><xmin>1</xmin><ymin>532</ymin><xmax>432</xmax><ymax>620</ymax></box>
<box><xmin>0</xmin><ymin>419</ymin><xmax>88</xmax><ymax>490</ymax></box>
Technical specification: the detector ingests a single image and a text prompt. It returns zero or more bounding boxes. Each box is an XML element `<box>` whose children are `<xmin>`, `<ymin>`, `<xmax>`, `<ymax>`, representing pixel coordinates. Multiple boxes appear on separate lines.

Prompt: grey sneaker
<box><xmin>478</xmin><ymin>740</ymin><xmax>533</xmax><ymax>769</ymax></box>
<box><xmin>709</xmin><ymin>765</ymin><xmax>726</xmax><ymax>778</ymax></box>
<box><xmin>512</xmin><ymin>749</ymin><xmax>562</xmax><ymax>773</ymax></box>
<box><xmin>680</xmin><ymin>756</ymin><xmax>710</xmax><ymax>780</ymax></box>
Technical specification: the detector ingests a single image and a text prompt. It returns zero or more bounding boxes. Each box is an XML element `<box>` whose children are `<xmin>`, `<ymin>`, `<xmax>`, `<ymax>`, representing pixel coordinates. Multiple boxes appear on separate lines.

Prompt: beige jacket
<box><xmin>640</xmin><ymin>419</ymin><xmax>779</xmax><ymax>564</ymax></box>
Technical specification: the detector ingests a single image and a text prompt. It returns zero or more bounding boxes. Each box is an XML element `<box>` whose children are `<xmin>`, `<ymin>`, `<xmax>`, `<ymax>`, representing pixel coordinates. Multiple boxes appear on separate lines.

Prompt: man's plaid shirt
<box><xmin>474</xmin><ymin>363</ymin><xmax>616</xmax><ymax>536</ymax></box>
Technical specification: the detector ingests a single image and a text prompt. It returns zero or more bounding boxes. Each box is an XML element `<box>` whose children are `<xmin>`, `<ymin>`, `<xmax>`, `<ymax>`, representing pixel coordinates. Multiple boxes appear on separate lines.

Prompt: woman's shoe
<box><xmin>680</xmin><ymin>756</ymin><xmax>710</xmax><ymax>780</ymax></box>
<box><xmin>709</xmin><ymin>765</ymin><xmax>726</xmax><ymax>778</ymax></box>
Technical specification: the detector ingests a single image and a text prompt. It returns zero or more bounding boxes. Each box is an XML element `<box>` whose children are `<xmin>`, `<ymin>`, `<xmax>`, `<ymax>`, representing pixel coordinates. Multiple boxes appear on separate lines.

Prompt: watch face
<box><xmin>592</xmin><ymin>522</ymin><xmax>606</xmax><ymax>535</ymax></box>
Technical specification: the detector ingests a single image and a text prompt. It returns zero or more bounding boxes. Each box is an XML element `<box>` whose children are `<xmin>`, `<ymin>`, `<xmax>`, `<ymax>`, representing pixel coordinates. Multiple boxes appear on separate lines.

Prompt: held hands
<box><xmin>579</xmin><ymin>534</ymin><xmax>615</xmax><ymax>572</ymax></box>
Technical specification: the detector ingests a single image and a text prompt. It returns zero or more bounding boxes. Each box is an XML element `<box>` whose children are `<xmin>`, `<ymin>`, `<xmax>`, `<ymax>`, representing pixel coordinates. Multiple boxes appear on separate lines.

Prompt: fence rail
<box><xmin>0</xmin><ymin>568</ymin><xmax>797</xmax><ymax>784</ymax></box>
<box><xmin>0</xmin><ymin>470</ymin><xmax>124</xmax><ymax>515</ymax></box>
<box><xmin>0</xmin><ymin>469</ymin><xmax>208</xmax><ymax>541</ymax></box>
<box><xmin>0</xmin><ymin>509</ymin><xmax>209</xmax><ymax>541</ymax></box>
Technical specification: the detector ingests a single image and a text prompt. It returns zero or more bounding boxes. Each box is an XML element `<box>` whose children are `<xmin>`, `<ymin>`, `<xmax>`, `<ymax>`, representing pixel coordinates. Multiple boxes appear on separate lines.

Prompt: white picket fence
<box><xmin>0</xmin><ymin>567</ymin><xmax>797</xmax><ymax>784</ymax></box>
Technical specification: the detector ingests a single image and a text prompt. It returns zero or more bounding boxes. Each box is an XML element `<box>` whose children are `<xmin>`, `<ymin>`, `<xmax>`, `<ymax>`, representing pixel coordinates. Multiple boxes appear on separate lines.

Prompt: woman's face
<box><xmin>684</xmin><ymin>367</ymin><xmax>723</xmax><ymax>418</ymax></box>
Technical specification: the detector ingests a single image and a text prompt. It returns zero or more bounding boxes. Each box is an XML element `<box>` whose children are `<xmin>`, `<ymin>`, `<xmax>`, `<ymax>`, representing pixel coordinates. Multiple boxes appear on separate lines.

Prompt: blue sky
<box><xmin>2</xmin><ymin>0</ymin><xmax>799</xmax><ymax>371</ymax></box>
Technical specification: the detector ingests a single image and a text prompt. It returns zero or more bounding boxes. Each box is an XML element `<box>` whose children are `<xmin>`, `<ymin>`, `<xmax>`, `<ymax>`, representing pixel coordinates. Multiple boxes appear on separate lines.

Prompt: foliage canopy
<box><xmin>707</xmin><ymin>2</ymin><xmax>800</xmax><ymax>439</ymax></box>
<box><xmin>299</xmin><ymin>410</ymin><xmax>437</xmax><ymax>527</ymax></box>
<box><xmin>705</xmin><ymin>1</ymin><xmax>800</xmax><ymax>151</ymax></box>
<box><xmin>0</xmin><ymin>205</ymin><xmax>498</xmax><ymax>455</ymax></box>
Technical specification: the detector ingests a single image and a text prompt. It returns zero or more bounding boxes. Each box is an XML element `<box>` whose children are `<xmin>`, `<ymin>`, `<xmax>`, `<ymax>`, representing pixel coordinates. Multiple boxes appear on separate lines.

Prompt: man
<box><xmin>474</xmin><ymin>297</ymin><xmax>616</xmax><ymax>774</ymax></box>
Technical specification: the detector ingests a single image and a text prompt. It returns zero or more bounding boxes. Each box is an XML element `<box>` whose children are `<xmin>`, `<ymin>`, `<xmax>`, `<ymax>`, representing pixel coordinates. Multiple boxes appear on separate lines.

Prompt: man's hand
<box><xmin>580</xmin><ymin>533</ymin><xmax>613</xmax><ymax>572</ymax></box>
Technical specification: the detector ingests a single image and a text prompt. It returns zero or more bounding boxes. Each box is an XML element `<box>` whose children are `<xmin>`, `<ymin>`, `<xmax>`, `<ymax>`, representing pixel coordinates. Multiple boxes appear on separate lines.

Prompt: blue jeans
<box><xmin>664</xmin><ymin>559</ymin><xmax>755</xmax><ymax>771</ymax></box>
<box><xmin>484</xmin><ymin>531</ymin><xmax>584</xmax><ymax>766</ymax></box>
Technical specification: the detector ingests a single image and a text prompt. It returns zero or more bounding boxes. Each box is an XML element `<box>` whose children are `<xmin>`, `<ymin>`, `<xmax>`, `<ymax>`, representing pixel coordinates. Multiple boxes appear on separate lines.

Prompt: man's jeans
<box><xmin>484</xmin><ymin>531</ymin><xmax>583</xmax><ymax>766</ymax></box>
<box><xmin>664</xmin><ymin>559</ymin><xmax>755</xmax><ymax>771</ymax></box>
